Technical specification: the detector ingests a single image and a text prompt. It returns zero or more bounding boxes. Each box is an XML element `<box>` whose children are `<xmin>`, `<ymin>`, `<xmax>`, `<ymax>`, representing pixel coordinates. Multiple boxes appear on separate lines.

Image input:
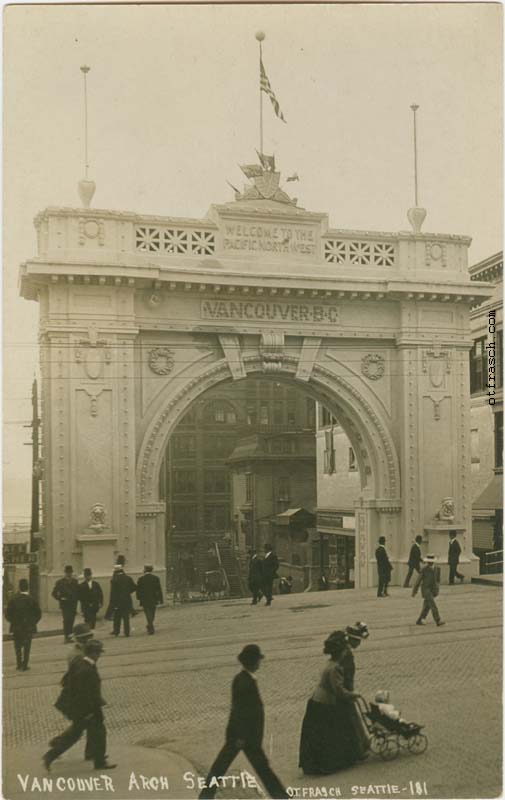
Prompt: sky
<box><xmin>3</xmin><ymin>2</ymin><xmax>503</xmax><ymax>522</ymax></box>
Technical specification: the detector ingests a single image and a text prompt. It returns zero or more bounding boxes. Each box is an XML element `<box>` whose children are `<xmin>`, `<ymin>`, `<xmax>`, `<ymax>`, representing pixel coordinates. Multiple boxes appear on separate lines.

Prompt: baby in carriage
<box><xmin>374</xmin><ymin>691</ymin><xmax>406</xmax><ymax>723</ymax></box>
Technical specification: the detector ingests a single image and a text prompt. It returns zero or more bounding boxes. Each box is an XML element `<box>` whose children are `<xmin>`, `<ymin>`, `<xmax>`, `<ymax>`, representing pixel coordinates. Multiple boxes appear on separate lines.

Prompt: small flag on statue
<box><xmin>260</xmin><ymin>58</ymin><xmax>286</xmax><ymax>123</ymax></box>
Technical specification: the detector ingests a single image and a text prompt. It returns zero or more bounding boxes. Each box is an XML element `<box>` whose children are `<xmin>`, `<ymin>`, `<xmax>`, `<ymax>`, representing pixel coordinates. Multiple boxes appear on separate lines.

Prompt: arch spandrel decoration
<box><xmin>135</xmin><ymin>353</ymin><xmax>401</xmax><ymax>508</ymax></box>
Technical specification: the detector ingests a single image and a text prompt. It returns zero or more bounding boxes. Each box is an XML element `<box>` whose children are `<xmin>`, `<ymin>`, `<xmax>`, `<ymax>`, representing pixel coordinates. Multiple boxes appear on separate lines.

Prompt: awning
<box><xmin>473</xmin><ymin>474</ymin><xmax>503</xmax><ymax>511</ymax></box>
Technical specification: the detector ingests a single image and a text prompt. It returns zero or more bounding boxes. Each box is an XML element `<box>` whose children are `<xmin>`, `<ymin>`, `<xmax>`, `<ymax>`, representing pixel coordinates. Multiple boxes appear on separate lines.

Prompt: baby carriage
<box><xmin>355</xmin><ymin>697</ymin><xmax>428</xmax><ymax>761</ymax></box>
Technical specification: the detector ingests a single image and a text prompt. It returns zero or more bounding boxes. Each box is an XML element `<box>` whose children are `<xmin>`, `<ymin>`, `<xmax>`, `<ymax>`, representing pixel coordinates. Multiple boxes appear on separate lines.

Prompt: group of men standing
<box><xmin>375</xmin><ymin>530</ymin><xmax>465</xmax><ymax>626</ymax></box>
<box><xmin>247</xmin><ymin>544</ymin><xmax>280</xmax><ymax>606</ymax></box>
<box><xmin>51</xmin><ymin>562</ymin><xmax>163</xmax><ymax>641</ymax></box>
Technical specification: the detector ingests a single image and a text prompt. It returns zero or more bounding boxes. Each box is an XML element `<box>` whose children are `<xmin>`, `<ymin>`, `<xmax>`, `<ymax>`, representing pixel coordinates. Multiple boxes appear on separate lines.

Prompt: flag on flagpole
<box><xmin>260</xmin><ymin>58</ymin><xmax>286</xmax><ymax>123</ymax></box>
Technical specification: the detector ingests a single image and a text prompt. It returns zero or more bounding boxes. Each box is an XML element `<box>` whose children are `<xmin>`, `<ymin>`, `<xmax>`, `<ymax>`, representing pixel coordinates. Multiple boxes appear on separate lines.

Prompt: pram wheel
<box><xmin>407</xmin><ymin>733</ymin><xmax>428</xmax><ymax>755</ymax></box>
<box><xmin>370</xmin><ymin>733</ymin><xmax>385</xmax><ymax>754</ymax></box>
<box><xmin>379</xmin><ymin>737</ymin><xmax>400</xmax><ymax>761</ymax></box>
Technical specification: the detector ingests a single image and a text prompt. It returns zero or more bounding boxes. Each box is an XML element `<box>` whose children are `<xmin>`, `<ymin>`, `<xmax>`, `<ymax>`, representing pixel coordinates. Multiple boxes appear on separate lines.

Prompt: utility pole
<box><xmin>23</xmin><ymin>378</ymin><xmax>41</xmax><ymax>597</ymax></box>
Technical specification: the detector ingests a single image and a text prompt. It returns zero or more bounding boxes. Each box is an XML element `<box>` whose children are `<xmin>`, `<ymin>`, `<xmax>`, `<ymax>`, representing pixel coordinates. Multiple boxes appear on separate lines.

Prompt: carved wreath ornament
<box><xmin>361</xmin><ymin>353</ymin><xmax>385</xmax><ymax>381</ymax></box>
<box><xmin>148</xmin><ymin>347</ymin><xmax>175</xmax><ymax>376</ymax></box>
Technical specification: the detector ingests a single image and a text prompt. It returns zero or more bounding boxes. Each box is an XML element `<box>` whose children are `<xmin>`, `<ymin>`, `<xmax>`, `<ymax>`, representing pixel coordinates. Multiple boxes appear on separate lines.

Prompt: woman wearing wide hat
<box><xmin>299</xmin><ymin>631</ymin><xmax>362</xmax><ymax>775</ymax></box>
<box><xmin>342</xmin><ymin>622</ymin><xmax>371</xmax><ymax>758</ymax></box>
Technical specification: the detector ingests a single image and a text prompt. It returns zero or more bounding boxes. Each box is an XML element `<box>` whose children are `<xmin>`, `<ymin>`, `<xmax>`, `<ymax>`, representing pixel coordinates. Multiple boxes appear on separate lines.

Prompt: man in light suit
<box><xmin>448</xmin><ymin>531</ymin><xmax>464</xmax><ymax>584</ymax></box>
<box><xmin>412</xmin><ymin>554</ymin><xmax>445</xmax><ymax>627</ymax></box>
<box><xmin>199</xmin><ymin>644</ymin><xmax>288</xmax><ymax>799</ymax></box>
<box><xmin>262</xmin><ymin>544</ymin><xmax>279</xmax><ymax>607</ymax></box>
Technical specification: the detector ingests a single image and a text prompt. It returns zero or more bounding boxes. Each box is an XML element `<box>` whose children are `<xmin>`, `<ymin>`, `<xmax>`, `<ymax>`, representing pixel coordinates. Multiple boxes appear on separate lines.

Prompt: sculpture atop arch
<box><xmin>20</xmin><ymin>165</ymin><xmax>492</xmax><ymax>608</ymax></box>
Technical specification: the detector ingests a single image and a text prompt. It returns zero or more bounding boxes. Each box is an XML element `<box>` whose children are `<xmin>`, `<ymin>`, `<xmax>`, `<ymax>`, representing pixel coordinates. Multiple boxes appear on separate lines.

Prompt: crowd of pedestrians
<box><xmin>3</xmin><ymin>532</ymin><xmax>466</xmax><ymax>794</ymax></box>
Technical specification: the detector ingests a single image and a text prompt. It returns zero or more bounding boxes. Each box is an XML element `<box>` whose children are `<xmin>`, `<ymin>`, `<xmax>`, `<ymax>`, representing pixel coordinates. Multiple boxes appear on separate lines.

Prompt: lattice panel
<box><xmin>135</xmin><ymin>227</ymin><xmax>215</xmax><ymax>255</ymax></box>
<box><xmin>324</xmin><ymin>239</ymin><xmax>396</xmax><ymax>267</ymax></box>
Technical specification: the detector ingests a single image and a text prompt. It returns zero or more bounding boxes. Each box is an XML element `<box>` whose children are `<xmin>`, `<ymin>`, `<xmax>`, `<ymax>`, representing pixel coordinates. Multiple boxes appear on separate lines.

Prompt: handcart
<box><xmin>355</xmin><ymin>696</ymin><xmax>428</xmax><ymax>761</ymax></box>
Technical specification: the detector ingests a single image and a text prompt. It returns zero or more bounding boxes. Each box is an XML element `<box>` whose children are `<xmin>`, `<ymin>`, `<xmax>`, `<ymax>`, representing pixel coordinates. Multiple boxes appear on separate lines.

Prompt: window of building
<box><xmin>277</xmin><ymin>476</ymin><xmax>290</xmax><ymax>501</ymax></box>
<box><xmin>273</xmin><ymin>401</ymin><xmax>283</xmax><ymax>426</ymax></box>
<box><xmin>245</xmin><ymin>473</ymin><xmax>253</xmax><ymax>503</ymax></box>
<box><xmin>320</xmin><ymin>406</ymin><xmax>337</xmax><ymax>428</ymax></box>
<box><xmin>172</xmin><ymin>434</ymin><xmax>196</xmax><ymax>456</ymax></box>
<box><xmin>349</xmin><ymin>448</ymin><xmax>357</xmax><ymax>471</ymax></box>
<box><xmin>204</xmin><ymin>505</ymin><xmax>230</xmax><ymax>531</ymax></box>
<box><xmin>247</xmin><ymin>403</ymin><xmax>257</xmax><ymax>426</ymax></box>
<box><xmin>173</xmin><ymin>469</ymin><xmax>197</xmax><ymax>494</ymax></box>
<box><xmin>271</xmin><ymin>437</ymin><xmax>293</xmax><ymax>454</ymax></box>
<box><xmin>204</xmin><ymin>470</ymin><xmax>229</xmax><ymax>494</ymax></box>
<box><xmin>173</xmin><ymin>505</ymin><xmax>197</xmax><ymax>531</ymax></box>
<box><xmin>204</xmin><ymin>401</ymin><xmax>237</xmax><ymax>425</ymax></box>
<box><xmin>287</xmin><ymin>403</ymin><xmax>297</xmax><ymax>426</ymax></box>
<box><xmin>495</xmin><ymin>411</ymin><xmax>503</xmax><ymax>470</ymax></box>
<box><xmin>259</xmin><ymin>403</ymin><xmax>269</xmax><ymax>426</ymax></box>
<box><xmin>323</xmin><ymin>429</ymin><xmax>335</xmax><ymax>474</ymax></box>
<box><xmin>470</xmin><ymin>336</ymin><xmax>487</xmax><ymax>394</ymax></box>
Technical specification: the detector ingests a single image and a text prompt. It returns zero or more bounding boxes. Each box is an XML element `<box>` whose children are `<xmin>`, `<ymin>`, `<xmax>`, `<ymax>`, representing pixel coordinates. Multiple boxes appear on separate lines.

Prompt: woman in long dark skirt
<box><xmin>299</xmin><ymin>631</ymin><xmax>362</xmax><ymax>775</ymax></box>
<box><xmin>343</xmin><ymin>622</ymin><xmax>371</xmax><ymax>759</ymax></box>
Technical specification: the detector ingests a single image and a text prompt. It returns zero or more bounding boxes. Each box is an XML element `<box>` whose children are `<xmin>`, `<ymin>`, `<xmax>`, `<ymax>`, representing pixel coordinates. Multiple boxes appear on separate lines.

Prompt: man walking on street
<box><xmin>198</xmin><ymin>644</ymin><xmax>288</xmax><ymax>799</ymax></box>
<box><xmin>448</xmin><ymin>531</ymin><xmax>465</xmax><ymax>584</ymax></box>
<box><xmin>109</xmin><ymin>565</ymin><xmax>136</xmax><ymax>637</ymax></box>
<box><xmin>404</xmin><ymin>535</ymin><xmax>423</xmax><ymax>588</ymax></box>
<box><xmin>136</xmin><ymin>565</ymin><xmax>163</xmax><ymax>634</ymax></box>
<box><xmin>375</xmin><ymin>537</ymin><xmax>393</xmax><ymax>597</ymax></box>
<box><xmin>78</xmin><ymin>568</ymin><xmax>103</xmax><ymax>629</ymax></box>
<box><xmin>262</xmin><ymin>544</ymin><xmax>279</xmax><ymax>607</ymax></box>
<box><xmin>52</xmin><ymin>565</ymin><xmax>79</xmax><ymax>643</ymax></box>
<box><xmin>5</xmin><ymin>578</ymin><xmax>42</xmax><ymax>671</ymax></box>
<box><xmin>43</xmin><ymin>639</ymin><xmax>116</xmax><ymax>771</ymax></box>
<box><xmin>412</xmin><ymin>554</ymin><xmax>445</xmax><ymax>627</ymax></box>
<box><xmin>248</xmin><ymin>549</ymin><xmax>263</xmax><ymax>605</ymax></box>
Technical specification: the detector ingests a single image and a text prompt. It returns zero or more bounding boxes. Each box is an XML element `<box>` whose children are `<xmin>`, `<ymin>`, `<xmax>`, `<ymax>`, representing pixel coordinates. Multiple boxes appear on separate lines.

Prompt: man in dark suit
<box><xmin>5</xmin><ymin>578</ymin><xmax>42</xmax><ymax>671</ymax></box>
<box><xmin>248</xmin><ymin>550</ymin><xmax>263</xmax><ymax>605</ymax></box>
<box><xmin>78</xmin><ymin>568</ymin><xmax>104</xmax><ymax>629</ymax></box>
<box><xmin>262</xmin><ymin>544</ymin><xmax>279</xmax><ymax>607</ymax></box>
<box><xmin>52</xmin><ymin>565</ymin><xmax>80</xmax><ymax>642</ymax></box>
<box><xmin>43</xmin><ymin>639</ymin><xmax>116</xmax><ymax>771</ymax></box>
<box><xmin>136</xmin><ymin>565</ymin><xmax>163</xmax><ymax>634</ymax></box>
<box><xmin>412</xmin><ymin>554</ymin><xmax>445</xmax><ymax>626</ymax></box>
<box><xmin>109</xmin><ymin>566</ymin><xmax>136</xmax><ymax>636</ymax></box>
<box><xmin>403</xmin><ymin>535</ymin><xmax>423</xmax><ymax>588</ymax></box>
<box><xmin>199</xmin><ymin>644</ymin><xmax>288</xmax><ymax>799</ymax></box>
<box><xmin>448</xmin><ymin>531</ymin><xmax>464</xmax><ymax>584</ymax></box>
<box><xmin>375</xmin><ymin>536</ymin><xmax>393</xmax><ymax>597</ymax></box>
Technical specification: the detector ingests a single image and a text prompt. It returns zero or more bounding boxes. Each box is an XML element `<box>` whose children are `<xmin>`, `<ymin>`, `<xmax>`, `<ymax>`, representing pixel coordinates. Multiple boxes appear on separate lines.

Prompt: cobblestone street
<box><xmin>3</xmin><ymin>584</ymin><xmax>502</xmax><ymax>800</ymax></box>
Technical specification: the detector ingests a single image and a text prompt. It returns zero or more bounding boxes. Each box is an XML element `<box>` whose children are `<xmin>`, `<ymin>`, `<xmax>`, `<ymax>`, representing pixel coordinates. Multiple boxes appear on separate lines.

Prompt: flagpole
<box><xmin>256</xmin><ymin>31</ymin><xmax>265</xmax><ymax>155</ymax></box>
<box><xmin>410</xmin><ymin>103</ymin><xmax>419</xmax><ymax>206</ymax></box>
<box><xmin>81</xmin><ymin>65</ymin><xmax>90</xmax><ymax>180</ymax></box>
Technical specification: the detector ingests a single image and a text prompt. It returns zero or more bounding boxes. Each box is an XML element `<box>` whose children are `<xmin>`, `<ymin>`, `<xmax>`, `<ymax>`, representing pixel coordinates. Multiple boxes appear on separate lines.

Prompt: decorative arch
<box><xmin>136</xmin><ymin>356</ymin><xmax>401</xmax><ymax>508</ymax></box>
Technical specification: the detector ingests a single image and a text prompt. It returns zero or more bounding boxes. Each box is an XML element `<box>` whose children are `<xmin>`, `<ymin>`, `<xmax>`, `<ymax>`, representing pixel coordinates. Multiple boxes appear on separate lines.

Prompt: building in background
<box><xmin>160</xmin><ymin>378</ymin><xmax>316</xmax><ymax>587</ymax></box>
<box><xmin>315</xmin><ymin>406</ymin><xmax>360</xmax><ymax>589</ymax></box>
<box><xmin>469</xmin><ymin>252</ymin><xmax>503</xmax><ymax>571</ymax></box>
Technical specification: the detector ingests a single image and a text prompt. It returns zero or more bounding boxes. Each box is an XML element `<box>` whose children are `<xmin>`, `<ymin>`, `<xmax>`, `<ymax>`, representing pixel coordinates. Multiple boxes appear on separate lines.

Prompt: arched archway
<box><xmin>135</xmin><ymin>355</ymin><xmax>401</xmax><ymax>588</ymax></box>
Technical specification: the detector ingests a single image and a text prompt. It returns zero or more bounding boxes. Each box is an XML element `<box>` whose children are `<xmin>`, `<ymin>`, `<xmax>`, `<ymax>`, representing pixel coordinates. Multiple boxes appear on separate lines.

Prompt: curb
<box><xmin>471</xmin><ymin>577</ymin><xmax>503</xmax><ymax>587</ymax></box>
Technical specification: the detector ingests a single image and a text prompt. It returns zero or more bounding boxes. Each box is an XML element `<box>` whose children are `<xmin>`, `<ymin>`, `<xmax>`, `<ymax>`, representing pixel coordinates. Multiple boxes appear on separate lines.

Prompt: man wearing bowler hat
<box><xmin>199</xmin><ymin>644</ymin><xmax>288</xmax><ymax>799</ymax></box>
<box><xmin>448</xmin><ymin>531</ymin><xmax>465</xmax><ymax>584</ymax></box>
<box><xmin>412</xmin><ymin>555</ymin><xmax>445</xmax><ymax>627</ymax></box>
<box><xmin>51</xmin><ymin>565</ymin><xmax>79</xmax><ymax>643</ymax></box>
<box><xmin>136</xmin><ymin>565</ymin><xmax>163</xmax><ymax>634</ymax></box>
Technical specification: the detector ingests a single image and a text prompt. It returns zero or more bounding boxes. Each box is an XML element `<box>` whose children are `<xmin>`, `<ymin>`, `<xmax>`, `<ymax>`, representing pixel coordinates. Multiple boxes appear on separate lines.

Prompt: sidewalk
<box><xmin>3</xmin><ymin>744</ymin><xmax>201</xmax><ymax>800</ymax></box>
